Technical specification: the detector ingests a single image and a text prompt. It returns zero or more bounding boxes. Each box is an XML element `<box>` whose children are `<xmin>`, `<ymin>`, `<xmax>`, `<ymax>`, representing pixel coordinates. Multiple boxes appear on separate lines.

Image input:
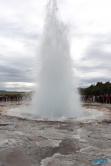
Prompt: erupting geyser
<box><xmin>34</xmin><ymin>0</ymin><xmax>82</xmax><ymax>118</ymax></box>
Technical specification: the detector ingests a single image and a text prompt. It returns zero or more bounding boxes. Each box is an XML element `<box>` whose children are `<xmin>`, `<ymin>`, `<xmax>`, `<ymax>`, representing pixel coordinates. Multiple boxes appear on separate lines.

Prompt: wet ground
<box><xmin>0</xmin><ymin>103</ymin><xmax>111</xmax><ymax>166</ymax></box>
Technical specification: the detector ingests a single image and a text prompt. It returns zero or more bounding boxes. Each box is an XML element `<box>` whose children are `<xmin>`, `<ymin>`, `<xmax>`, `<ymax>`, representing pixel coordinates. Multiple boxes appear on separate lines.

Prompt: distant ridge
<box><xmin>0</xmin><ymin>90</ymin><xmax>6</xmax><ymax>92</ymax></box>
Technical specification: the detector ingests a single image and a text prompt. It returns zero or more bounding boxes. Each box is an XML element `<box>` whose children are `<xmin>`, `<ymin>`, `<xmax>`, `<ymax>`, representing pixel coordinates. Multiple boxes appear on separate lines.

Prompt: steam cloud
<box><xmin>33</xmin><ymin>0</ymin><xmax>82</xmax><ymax>118</ymax></box>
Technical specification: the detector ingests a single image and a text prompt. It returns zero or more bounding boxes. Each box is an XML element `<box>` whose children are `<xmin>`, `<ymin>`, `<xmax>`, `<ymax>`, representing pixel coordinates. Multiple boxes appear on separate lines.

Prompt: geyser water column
<box><xmin>34</xmin><ymin>0</ymin><xmax>82</xmax><ymax>118</ymax></box>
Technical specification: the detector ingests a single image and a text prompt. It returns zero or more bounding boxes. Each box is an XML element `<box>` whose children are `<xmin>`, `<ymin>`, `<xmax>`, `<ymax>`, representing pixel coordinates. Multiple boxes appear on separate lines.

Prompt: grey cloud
<box><xmin>0</xmin><ymin>5</ymin><xmax>38</xmax><ymax>91</ymax></box>
<box><xmin>75</xmin><ymin>34</ymin><xmax>111</xmax><ymax>87</ymax></box>
<box><xmin>0</xmin><ymin>82</ymin><xmax>34</xmax><ymax>91</ymax></box>
<box><xmin>80</xmin><ymin>33</ymin><xmax>111</xmax><ymax>63</ymax></box>
<box><xmin>0</xmin><ymin>54</ymin><xmax>36</xmax><ymax>84</ymax></box>
<box><xmin>0</xmin><ymin>64</ymin><xmax>34</xmax><ymax>82</ymax></box>
<box><xmin>0</xmin><ymin>19</ymin><xmax>40</xmax><ymax>41</ymax></box>
<box><xmin>82</xmin><ymin>48</ymin><xmax>111</xmax><ymax>63</ymax></box>
<box><xmin>75</xmin><ymin>64</ymin><xmax>109</xmax><ymax>76</ymax></box>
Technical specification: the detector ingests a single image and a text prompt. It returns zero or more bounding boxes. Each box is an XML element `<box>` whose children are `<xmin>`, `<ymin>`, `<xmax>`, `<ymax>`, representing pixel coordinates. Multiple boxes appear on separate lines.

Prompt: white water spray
<box><xmin>33</xmin><ymin>0</ymin><xmax>82</xmax><ymax>118</ymax></box>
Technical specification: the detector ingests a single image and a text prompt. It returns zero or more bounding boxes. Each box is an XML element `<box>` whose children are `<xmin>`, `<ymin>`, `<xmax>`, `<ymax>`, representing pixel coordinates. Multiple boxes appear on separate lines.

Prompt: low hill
<box><xmin>80</xmin><ymin>82</ymin><xmax>111</xmax><ymax>95</ymax></box>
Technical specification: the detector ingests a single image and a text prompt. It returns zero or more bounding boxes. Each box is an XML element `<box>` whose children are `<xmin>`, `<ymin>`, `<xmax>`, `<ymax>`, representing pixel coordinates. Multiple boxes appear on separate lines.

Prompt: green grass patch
<box><xmin>0</xmin><ymin>91</ymin><xmax>26</xmax><ymax>97</ymax></box>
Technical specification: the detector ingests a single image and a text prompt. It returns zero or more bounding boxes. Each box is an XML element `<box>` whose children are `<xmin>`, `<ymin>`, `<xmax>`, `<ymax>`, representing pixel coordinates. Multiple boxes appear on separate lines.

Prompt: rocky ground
<box><xmin>0</xmin><ymin>103</ymin><xmax>111</xmax><ymax>166</ymax></box>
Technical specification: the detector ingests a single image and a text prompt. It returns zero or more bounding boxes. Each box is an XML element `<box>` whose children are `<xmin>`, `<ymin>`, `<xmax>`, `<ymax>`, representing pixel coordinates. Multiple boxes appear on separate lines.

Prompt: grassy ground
<box><xmin>0</xmin><ymin>91</ymin><xmax>26</xmax><ymax>96</ymax></box>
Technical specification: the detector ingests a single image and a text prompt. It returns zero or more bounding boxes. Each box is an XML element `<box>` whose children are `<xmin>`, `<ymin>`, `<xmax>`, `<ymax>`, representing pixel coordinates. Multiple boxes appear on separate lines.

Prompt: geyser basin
<box><xmin>33</xmin><ymin>0</ymin><xmax>82</xmax><ymax>118</ymax></box>
<box><xmin>0</xmin><ymin>103</ymin><xmax>110</xmax><ymax>166</ymax></box>
<box><xmin>3</xmin><ymin>105</ymin><xmax>104</xmax><ymax>121</ymax></box>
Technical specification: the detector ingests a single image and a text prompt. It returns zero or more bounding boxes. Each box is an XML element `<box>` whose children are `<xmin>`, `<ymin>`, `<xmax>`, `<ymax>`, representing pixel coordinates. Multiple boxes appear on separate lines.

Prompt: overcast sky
<box><xmin>0</xmin><ymin>0</ymin><xmax>111</xmax><ymax>91</ymax></box>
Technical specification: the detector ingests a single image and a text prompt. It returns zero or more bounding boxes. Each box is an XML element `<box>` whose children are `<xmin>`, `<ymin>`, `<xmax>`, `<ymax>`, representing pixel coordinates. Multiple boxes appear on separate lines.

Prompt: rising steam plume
<box><xmin>33</xmin><ymin>0</ymin><xmax>82</xmax><ymax>118</ymax></box>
